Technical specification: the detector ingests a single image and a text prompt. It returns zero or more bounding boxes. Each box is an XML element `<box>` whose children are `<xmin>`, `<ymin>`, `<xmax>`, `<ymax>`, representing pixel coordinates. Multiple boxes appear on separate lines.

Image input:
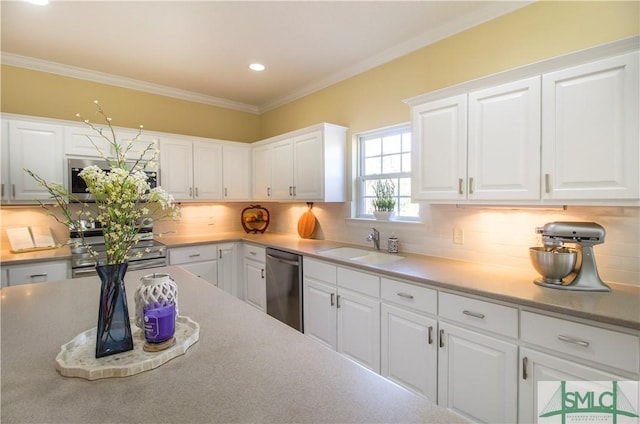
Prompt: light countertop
<box><xmin>0</xmin><ymin>266</ymin><xmax>463</xmax><ymax>424</ymax></box>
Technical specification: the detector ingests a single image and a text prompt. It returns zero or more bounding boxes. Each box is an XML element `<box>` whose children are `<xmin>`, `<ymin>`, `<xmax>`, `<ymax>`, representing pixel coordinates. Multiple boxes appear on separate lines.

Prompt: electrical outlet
<box><xmin>453</xmin><ymin>227</ymin><xmax>464</xmax><ymax>245</ymax></box>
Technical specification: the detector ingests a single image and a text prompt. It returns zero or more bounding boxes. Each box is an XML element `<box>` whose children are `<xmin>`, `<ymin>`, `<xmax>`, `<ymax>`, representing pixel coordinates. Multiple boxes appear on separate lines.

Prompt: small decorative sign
<box><xmin>241</xmin><ymin>205</ymin><xmax>270</xmax><ymax>234</ymax></box>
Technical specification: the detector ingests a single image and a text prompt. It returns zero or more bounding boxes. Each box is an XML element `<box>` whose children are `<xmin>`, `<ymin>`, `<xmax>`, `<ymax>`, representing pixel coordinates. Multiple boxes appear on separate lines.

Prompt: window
<box><xmin>356</xmin><ymin>124</ymin><xmax>418</xmax><ymax>220</ymax></box>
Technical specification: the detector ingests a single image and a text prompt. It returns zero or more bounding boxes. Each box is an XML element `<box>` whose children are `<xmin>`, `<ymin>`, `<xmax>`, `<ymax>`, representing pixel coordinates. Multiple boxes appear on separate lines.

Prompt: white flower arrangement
<box><xmin>26</xmin><ymin>101</ymin><xmax>179</xmax><ymax>265</ymax></box>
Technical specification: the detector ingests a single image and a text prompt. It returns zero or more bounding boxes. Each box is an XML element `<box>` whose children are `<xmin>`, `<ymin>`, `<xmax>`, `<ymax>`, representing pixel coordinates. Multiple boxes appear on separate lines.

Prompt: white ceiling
<box><xmin>1</xmin><ymin>1</ymin><xmax>531</xmax><ymax>113</ymax></box>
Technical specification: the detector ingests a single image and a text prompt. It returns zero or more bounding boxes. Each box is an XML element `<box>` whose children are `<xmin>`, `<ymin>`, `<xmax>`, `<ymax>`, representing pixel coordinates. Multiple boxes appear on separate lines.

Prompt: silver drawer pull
<box><xmin>249</xmin><ymin>251</ymin><xmax>257</xmax><ymax>255</ymax></box>
<box><xmin>397</xmin><ymin>292</ymin><xmax>414</xmax><ymax>300</ymax></box>
<box><xmin>428</xmin><ymin>326</ymin><xmax>433</xmax><ymax>345</ymax></box>
<box><xmin>188</xmin><ymin>253</ymin><xmax>201</xmax><ymax>258</ymax></box>
<box><xmin>30</xmin><ymin>273</ymin><xmax>47</xmax><ymax>278</ymax></box>
<box><xmin>558</xmin><ymin>334</ymin><xmax>590</xmax><ymax>347</ymax></box>
<box><xmin>463</xmin><ymin>310</ymin><xmax>485</xmax><ymax>319</ymax></box>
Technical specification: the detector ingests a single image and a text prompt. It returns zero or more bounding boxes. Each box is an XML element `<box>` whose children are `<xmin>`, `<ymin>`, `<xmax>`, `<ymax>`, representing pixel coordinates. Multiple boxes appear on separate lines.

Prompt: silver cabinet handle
<box><xmin>195</xmin><ymin>187</ymin><xmax>199</xmax><ymax>197</ymax></box>
<box><xmin>397</xmin><ymin>292</ymin><xmax>414</xmax><ymax>300</ymax></box>
<box><xmin>289</xmin><ymin>186</ymin><xmax>293</xmax><ymax>196</ymax></box>
<box><xmin>188</xmin><ymin>253</ymin><xmax>201</xmax><ymax>258</ymax></box>
<box><xmin>30</xmin><ymin>273</ymin><xmax>47</xmax><ymax>278</ymax></box>
<box><xmin>463</xmin><ymin>310</ymin><xmax>485</xmax><ymax>319</ymax></box>
<box><xmin>12</xmin><ymin>184</ymin><xmax>16</xmax><ymax>198</ymax></box>
<box><xmin>522</xmin><ymin>357</ymin><xmax>528</xmax><ymax>380</ymax></box>
<box><xmin>261</xmin><ymin>268</ymin><xmax>264</xmax><ymax>279</ymax></box>
<box><xmin>558</xmin><ymin>334</ymin><xmax>589</xmax><ymax>347</ymax></box>
<box><xmin>330</xmin><ymin>293</ymin><xmax>335</xmax><ymax>306</ymax></box>
<box><xmin>267</xmin><ymin>187</ymin><xmax>271</xmax><ymax>197</ymax></box>
<box><xmin>428</xmin><ymin>326</ymin><xmax>433</xmax><ymax>345</ymax></box>
<box><xmin>224</xmin><ymin>187</ymin><xmax>228</xmax><ymax>197</ymax></box>
<box><xmin>458</xmin><ymin>178</ymin><xmax>463</xmax><ymax>195</ymax></box>
<box><xmin>468</xmin><ymin>177</ymin><xmax>474</xmax><ymax>194</ymax></box>
<box><xmin>544</xmin><ymin>173</ymin><xmax>551</xmax><ymax>193</ymax></box>
<box><xmin>439</xmin><ymin>329</ymin><xmax>445</xmax><ymax>348</ymax></box>
<box><xmin>293</xmin><ymin>186</ymin><xmax>296</xmax><ymax>196</ymax></box>
<box><xmin>219</xmin><ymin>250</ymin><xmax>222</xmax><ymax>259</ymax></box>
<box><xmin>336</xmin><ymin>294</ymin><xmax>341</xmax><ymax>308</ymax></box>
<box><xmin>189</xmin><ymin>187</ymin><xmax>193</xmax><ymax>197</ymax></box>
<box><xmin>249</xmin><ymin>251</ymin><xmax>257</xmax><ymax>256</ymax></box>
<box><xmin>1</xmin><ymin>183</ymin><xmax>3</xmax><ymax>197</ymax></box>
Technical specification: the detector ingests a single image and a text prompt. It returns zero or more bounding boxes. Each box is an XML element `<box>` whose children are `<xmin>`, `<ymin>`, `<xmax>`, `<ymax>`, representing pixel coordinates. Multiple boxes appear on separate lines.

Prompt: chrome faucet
<box><xmin>367</xmin><ymin>227</ymin><xmax>380</xmax><ymax>250</ymax></box>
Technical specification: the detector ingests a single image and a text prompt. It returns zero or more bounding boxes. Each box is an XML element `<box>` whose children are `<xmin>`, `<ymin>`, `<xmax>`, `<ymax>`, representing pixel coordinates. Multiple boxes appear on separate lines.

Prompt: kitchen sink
<box><xmin>319</xmin><ymin>247</ymin><xmax>404</xmax><ymax>265</ymax></box>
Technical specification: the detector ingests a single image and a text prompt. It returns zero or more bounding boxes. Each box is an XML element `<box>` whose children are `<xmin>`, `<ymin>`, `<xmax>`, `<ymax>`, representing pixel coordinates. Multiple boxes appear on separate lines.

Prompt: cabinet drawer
<box><xmin>169</xmin><ymin>244</ymin><xmax>218</xmax><ymax>264</ymax></box>
<box><xmin>439</xmin><ymin>292</ymin><xmax>518</xmax><ymax>338</ymax></box>
<box><xmin>381</xmin><ymin>278</ymin><xmax>437</xmax><ymax>315</ymax></box>
<box><xmin>521</xmin><ymin>311</ymin><xmax>640</xmax><ymax>374</ymax></box>
<box><xmin>304</xmin><ymin>258</ymin><xmax>336</xmax><ymax>284</ymax></box>
<box><xmin>243</xmin><ymin>244</ymin><xmax>265</xmax><ymax>262</ymax></box>
<box><xmin>7</xmin><ymin>260</ymin><xmax>68</xmax><ymax>286</ymax></box>
<box><xmin>337</xmin><ymin>267</ymin><xmax>379</xmax><ymax>298</ymax></box>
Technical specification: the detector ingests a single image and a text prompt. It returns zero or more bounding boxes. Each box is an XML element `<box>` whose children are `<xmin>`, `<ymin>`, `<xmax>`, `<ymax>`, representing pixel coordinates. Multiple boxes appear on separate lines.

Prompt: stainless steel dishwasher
<box><xmin>265</xmin><ymin>247</ymin><xmax>303</xmax><ymax>332</ymax></box>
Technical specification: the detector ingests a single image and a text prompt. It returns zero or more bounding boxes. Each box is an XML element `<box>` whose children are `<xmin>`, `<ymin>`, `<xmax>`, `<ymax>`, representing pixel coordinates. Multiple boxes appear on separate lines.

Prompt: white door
<box><xmin>337</xmin><ymin>288</ymin><xmax>380</xmax><ymax>373</ymax></box>
<box><xmin>438</xmin><ymin>322</ymin><xmax>518</xmax><ymax>423</ymax></box>
<box><xmin>270</xmin><ymin>138</ymin><xmax>294</xmax><ymax>199</ymax></box>
<box><xmin>252</xmin><ymin>144</ymin><xmax>272</xmax><ymax>200</ymax></box>
<box><xmin>159</xmin><ymin>138</ymin><xmax>194</xmax><ymax>200</ymax></box>
<box><xmin>223</xmin><ymin>145</ymin><xmax>250</xmax><ymax>200</ymax></box>
<box><xmin>8</xmin><ymin>121</ymin><xmax>64</xmax><ymax>202</ymax></box>
<box><xmin>193</xmin><ymin>142</ymin><xmax>223</xmax><ymax>200</ymax></box>
<box><xmin>468</xmin><ymin>76</ymin><xmax>541</xmax><ymax>200</ymax></box>
<box><xmin>381</xmin><ymin>303</ymin><xmax>438</xmax><ymax>401</ymax></box>
<box><xmin>519</xmin><ymin>347</ymin><xmax>630</xmax><ymax>423</ymax></box>
<box><xmin>411</xmin><ymin>95</ymin><xmax>468</xmax><ymax>201</ymax></box>
<box><xmin>244</xmin><ymin>258</ymin><xmax>266</xmax><ymax>312</ymax></box>
<box><xmin>292</xmin><ymin>130</ymin><xmax>323</xmax><ymax>200</ymax></box>
<box><xmin>217</xmin><ymin>243</ymin><xmax>237</xmax><ymax>296</ymax></box>
<box><xmin>303</xmin><ymin>278</ymin><xmax>337</xmax><ymax>350</ymax></box>
<box><xmin>541</xmin><ymin>52</ymin><xmax>639</xmax><ymax>200</ymax></box>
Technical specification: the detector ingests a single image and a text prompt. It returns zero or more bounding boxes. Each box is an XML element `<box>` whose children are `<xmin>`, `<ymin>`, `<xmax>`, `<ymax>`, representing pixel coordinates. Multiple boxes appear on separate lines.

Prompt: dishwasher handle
<box><xmin>266</xmin><ymin>253</ymin><xmax>300</xmax><ymax>267</ymax></box>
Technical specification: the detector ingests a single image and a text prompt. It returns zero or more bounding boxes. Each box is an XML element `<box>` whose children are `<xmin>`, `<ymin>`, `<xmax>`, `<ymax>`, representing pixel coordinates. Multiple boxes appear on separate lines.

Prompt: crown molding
<box><xmin>1</xmin><ymin>52</ymin><xmax>261</xmax><ymax>115</ymax></box>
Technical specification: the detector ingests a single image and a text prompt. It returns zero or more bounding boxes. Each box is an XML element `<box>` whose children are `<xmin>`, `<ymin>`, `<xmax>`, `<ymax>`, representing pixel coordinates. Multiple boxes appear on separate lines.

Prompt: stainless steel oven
<box><xmin>69</xmin><ymin>219</ymin><xmax>167</xmax><ymax>278</ymax></box>
<box><xmin>68</xmin><ymin>158</ymin><xmax>158</xmax><ymax>202</ymax></box>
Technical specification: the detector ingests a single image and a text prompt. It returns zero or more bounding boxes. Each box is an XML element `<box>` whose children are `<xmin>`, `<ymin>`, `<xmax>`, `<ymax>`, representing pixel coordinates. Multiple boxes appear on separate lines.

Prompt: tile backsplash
<box><xmin>2</xmin><ymin>203</ymin><xmax>638</xmax><ymax>287</ymax></box>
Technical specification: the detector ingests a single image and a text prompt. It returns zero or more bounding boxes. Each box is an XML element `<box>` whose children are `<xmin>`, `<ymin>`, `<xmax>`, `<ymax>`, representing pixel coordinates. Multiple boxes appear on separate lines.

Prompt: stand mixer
<box><xmin>532</xmin><ymin>222</ymin><xmax>611</xmax><ymax>292</ymax></box>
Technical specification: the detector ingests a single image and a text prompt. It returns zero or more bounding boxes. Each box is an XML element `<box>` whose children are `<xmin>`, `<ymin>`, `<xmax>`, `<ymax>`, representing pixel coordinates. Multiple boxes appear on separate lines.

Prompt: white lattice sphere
<box><xmin>134</xmin><ymin>273</ymin><xmax>178</xmax><ymax>328</ymax></box>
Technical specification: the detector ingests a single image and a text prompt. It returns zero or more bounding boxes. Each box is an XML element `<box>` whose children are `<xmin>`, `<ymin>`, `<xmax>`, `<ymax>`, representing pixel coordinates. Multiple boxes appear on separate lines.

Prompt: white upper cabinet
<box><xmin>192</xmin><ymin>142</ymin><xmax>223</xmax><ymax>200</ymax></box>
<box><xmin>541</xmin><ymin>52</ymin><xmax>639</xmax><ymax>200</ymax></box>
<box><xmin>468</xmin><ymin>76</ymin><xmax>541</xmax><ymax>200</ymax></box>
<box><xmin>251</xmin><ymin>123</ymin><xmax>347</xmax><ymax>202</ymax></box>
<box><xmin>411</xmin><ymin>94</ymin><xmax>467</xmax><ymax>201</ymax></box>
<box><xmin>6</xmin><ymin>120</ymin><xmax>64</xmax><ymax>202</ymax></box>
<box><xmin>222</xmin><ymin>144</ymin><xmax>251</xmax><ymax>201</ymax></box>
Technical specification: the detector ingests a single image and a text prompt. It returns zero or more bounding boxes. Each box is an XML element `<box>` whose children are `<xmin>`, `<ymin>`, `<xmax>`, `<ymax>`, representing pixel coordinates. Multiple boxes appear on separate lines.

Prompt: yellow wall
<box><xmin>260</xmin><ymin>1</ymin><xmax>640</xmax><ymax>138</ymax></box>
<box><xmin>1</xmin><ymin>1</ymin><xmax>637</xmax><ymax>142</ymax></box>
<box><xmin>1</xmin><ymin>66</ymin><xmax>260</xmax><ymax>142</ymax></box>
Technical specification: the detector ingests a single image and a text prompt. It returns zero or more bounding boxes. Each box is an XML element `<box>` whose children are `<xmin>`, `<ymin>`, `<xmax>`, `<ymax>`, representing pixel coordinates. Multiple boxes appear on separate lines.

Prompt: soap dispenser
<box><xmin>387</xmin><ymin>233</ymin><xmax>399</xmax><ymax>253</ymax></box>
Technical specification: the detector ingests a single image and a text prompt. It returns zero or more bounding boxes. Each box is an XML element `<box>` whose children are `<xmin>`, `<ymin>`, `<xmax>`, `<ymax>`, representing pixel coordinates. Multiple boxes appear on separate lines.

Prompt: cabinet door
<box><xmin>6</xmin><ymin>260</ymin><xmax>69</xmax><ymax>286</ymax></box>
<box><xmin>542</xmin><ymin>52</ymin><xmax>639</xmax><ymax>200</ymax></box>
<box><xmin>8</xmin><ymin>121</ymin><xmax>64</xmax><ymax>202</ymax></box>
<box><xmin>293</xmin><ymin>130</ymin><xmax>323</xmax><ymax>200</ymax></box>
<box><xmin>244</xmin><ymin>258</ymin><xmax>266</xmax><ymax>312</ymax></box>
<box><xmin>519</xmin><ymin>347</ymin><xmax>630</xmax><ymax>424</ymax></box>
<box><xmin>270</xmin><ymin>139</ymin><xmax>294</xmax><ymax>199</ymax></box>
<box><xmin>159</xmin><ymin>138</ymin><xmax>194</xmax><ymax>200</ymax></box>
<box><xmin>222</xmin><ymin>145</ymin><xmax>251</xmax><ymax>200</ymax></box>
<box><xmin>217</xmin><ymin>242</ymin><xmax>237</xmax><ymax>297</ymax></box>
<box><xmin>468</xmin><ymin>77</ymin><xmax>541</xmax><ymax>200</ymax></box>
<box><xmin>303</xmin><ymin>277</ymin><xmax>337</xmax><ymax>350</ymax></box>
<box><xmin>181</xmin><ymin>260</ymin><xmax>218</xmax><ymax>286</ymax></box>
<box><xmin>252</xmin><ymin>144</ymin><xmax>272</xmax><ymax>200</ymax></box>
<box><xmin>337</xmin><ymin>288</ymin><xmax>380</xmax><ymax>373</ymax></box>
<box><xmin>412</xmin><ymin>95</ymin><xmax>467</xmax><ymax>201</ymax></box>
<box><xmin>117</xmin><ymin>129</ymin><xmax>158</xmax><ymax>161</ymax></box>
<box><xmin>64</xmin><ymin>125</ymin><xmax>113</xmax><ymax>158</ymax></box>
<box><xmin>438</xmin><ymin>322</ymin><xmax>518</xmax><ymax>423</ymax></box>
<box><xmin>193</xmin><ymin>142</ymin><xmax>223</xmax><ymax>200</ymax></box>
<box><xmin>381</xmin><ymin>303</ymin><xmax>437</xmax><ymax>401</ymax></box>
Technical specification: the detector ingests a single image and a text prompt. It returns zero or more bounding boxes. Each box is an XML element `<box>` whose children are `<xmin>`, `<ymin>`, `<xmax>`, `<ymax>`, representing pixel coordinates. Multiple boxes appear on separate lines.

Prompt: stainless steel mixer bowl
<box><xmin>529</xmin><ymin>247</ymin><xmax>577</xmax><ymax>283</ymax></box>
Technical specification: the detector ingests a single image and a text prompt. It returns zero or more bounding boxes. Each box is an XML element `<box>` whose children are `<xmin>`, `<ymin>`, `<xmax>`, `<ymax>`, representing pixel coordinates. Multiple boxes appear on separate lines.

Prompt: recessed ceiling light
<box><xmin>249</xmin><ymin>63</ymin><xmax>265</xmax><ymax>72</ymax></box>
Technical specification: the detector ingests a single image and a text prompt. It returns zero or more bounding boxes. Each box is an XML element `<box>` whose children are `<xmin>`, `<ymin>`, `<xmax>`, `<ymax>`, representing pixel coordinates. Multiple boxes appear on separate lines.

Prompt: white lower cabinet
<box><xmin>169</xmin><ymin>244</ymin><xmax>218</xmax><ymax>286</ymax></box>
<box><xmin>243</xmin><ymin>244</ymin><xmax>266</xmax><ymax>312</ymax></box>
<box><xmin>216</xmin><ymin>242</ymin><xmax>239</xmax><ymax>298</ymax></box>
<box><xmin>303</xmin><ymin>258</ymin><xmax>380</xmax><ymax>372</ymax></box>
<box><xmin>2</xmin><ymin>260</ymin><xmax>69</xmax><ymax>286</ymax></box>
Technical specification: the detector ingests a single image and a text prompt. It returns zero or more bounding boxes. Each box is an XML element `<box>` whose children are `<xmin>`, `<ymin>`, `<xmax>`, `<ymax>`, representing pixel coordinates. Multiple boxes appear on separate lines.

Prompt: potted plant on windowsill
<box><xmin>372</xmin><ymin>179</ymin><xmax>396</xmax><ymax>221</ymax></box>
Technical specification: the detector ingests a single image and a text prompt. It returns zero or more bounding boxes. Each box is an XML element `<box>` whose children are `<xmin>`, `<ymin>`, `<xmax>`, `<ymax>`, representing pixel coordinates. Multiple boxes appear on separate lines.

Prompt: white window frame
<box><xmin>355</xmin><ymin>123</ymin><xmax>418</xmax><ymax>221</ymax></box>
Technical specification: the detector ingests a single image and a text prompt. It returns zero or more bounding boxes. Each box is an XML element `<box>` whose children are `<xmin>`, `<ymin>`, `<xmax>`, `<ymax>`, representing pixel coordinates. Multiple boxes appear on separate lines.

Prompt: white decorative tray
<box><xmin>55</xmin><ymin>316</ymin><xmax>199</xmax><ymax>380</ymax></box>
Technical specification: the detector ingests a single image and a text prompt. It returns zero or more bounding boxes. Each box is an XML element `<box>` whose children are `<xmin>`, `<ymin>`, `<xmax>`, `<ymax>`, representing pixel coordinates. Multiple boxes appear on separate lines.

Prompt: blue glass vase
<box><xmin>95</xmin><ymin>263</ymin><xmax>134</xmax><ymax>358</ymax></box>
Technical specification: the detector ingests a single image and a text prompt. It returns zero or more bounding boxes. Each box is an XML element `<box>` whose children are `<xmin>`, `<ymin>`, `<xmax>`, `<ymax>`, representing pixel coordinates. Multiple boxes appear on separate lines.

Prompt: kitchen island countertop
<box><xmin>1</xmin><ymin>265</ymin><xmax>463</xmax><ymax>424</ymax></box>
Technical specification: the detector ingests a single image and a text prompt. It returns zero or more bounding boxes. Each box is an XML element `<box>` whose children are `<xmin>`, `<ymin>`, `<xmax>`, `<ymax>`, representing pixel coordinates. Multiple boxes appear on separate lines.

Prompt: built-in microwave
<box><xmin>68</xmin><ymin>158</ymin><xmax>158</xmax><ymax>202</ymax></box>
